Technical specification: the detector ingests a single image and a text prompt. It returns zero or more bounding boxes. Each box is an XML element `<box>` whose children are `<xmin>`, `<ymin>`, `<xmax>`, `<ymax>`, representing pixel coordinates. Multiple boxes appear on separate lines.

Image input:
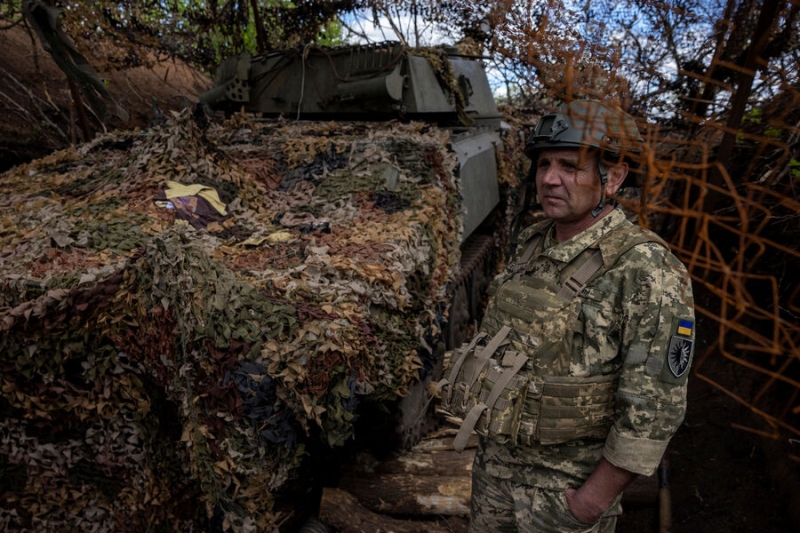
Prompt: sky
<box><xmin>339</xmin><ymin>10</ymin><xmax>510</xmax><ymax>97</ymax></box>
<box><xmin>340</xmin><ymin>11</ymin><xmax>453</xmax><ymax>48</ymax></box>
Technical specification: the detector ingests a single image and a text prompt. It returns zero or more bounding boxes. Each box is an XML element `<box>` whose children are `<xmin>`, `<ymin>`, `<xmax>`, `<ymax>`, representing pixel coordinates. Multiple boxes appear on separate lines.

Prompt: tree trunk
<box><xmin>702</xmin><ymin>0</ymin><xmax>782</xmax><ymax>212</ymax></box>
<box><xmin>249</xmin><ymin>0</ymin><xmax>266</xmax><ymax>53</ymax></box>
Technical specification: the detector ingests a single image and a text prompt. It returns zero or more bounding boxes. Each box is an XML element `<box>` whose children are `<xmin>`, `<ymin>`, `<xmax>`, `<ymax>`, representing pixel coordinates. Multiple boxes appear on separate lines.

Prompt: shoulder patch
<box><xmin>667</xmin><ymin>335</ymin><xmax>693</xmax><ymax>378</ymax></box>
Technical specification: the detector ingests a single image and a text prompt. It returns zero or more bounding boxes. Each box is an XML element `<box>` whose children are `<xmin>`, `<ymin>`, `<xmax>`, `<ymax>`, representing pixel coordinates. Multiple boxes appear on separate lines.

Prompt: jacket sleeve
<box><xmin>603</xmin><ymin>245</ymin><xmax>695</xmax><ymax>476</ymax></box>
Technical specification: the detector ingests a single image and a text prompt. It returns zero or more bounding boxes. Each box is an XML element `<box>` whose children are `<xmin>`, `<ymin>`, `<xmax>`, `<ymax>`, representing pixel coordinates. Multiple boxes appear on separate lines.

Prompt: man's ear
<box><xmin>605</xmin><ymin>162</ymin><xmax>628</xmax><ymax>195</ymax></box>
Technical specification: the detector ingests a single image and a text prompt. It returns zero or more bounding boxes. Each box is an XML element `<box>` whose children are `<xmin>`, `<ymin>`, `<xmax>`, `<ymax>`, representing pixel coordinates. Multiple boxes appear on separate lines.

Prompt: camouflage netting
<box><xmin>0</xmin><ymin>110</ymin><xmax>467</xmax><ymax>531</ymax></box>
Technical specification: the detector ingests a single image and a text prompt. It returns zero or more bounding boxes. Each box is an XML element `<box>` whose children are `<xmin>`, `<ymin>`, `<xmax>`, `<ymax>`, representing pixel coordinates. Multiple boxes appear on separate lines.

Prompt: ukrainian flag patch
<box><xmin>677</xmin><ymin>320</ymin><xmax>693</xmax><ymax>337</ymax></box>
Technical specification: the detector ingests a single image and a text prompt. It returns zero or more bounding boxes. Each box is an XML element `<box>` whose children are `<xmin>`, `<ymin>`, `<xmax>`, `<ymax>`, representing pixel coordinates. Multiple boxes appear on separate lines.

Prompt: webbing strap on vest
<box><xmin>443</xmin><ymin>332</ymin><xmax>486</xmax><ymax>402</ymax></box>
<box><xmin>453</xmin><ymin>404</ymin><xmax>487</xmax><ymax>453</ymax></box>
<box><xmin>556</xmin><ymin>249</ymin><xmax>604</xmax><ymax>300</ymax></box>
<box><xmin>453</xmin><ymin>352</ymin><xmax>528</xmax><ymax>452</ymax></box>
<box><xmin>425</xmin><ymin>332</ymin><xmax>488</xmax><ymax>420</ymax></box>
<box><xmin>512</xmin><ymin>235</ymin><xmax>543</xmax><ymax>282</ymax></box>
<box><xmin>467</xmin><ymin>325</ymin><xmax>512</xmax><ymax>389</ymax></box>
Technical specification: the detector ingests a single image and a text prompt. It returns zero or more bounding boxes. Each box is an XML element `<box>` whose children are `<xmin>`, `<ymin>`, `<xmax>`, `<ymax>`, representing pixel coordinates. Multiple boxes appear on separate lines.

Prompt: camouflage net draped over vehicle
<box><xmin>0</xmin><ymin>111</ymin><xmax>464</xmax><ymax>532</ymax></box>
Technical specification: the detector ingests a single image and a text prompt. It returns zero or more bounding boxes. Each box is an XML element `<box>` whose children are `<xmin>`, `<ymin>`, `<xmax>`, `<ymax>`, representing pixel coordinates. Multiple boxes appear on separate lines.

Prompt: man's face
<box><xmin>535</xmin><ymin>148</ymin><xmax>602</xmax><ymax>224</ymax></box>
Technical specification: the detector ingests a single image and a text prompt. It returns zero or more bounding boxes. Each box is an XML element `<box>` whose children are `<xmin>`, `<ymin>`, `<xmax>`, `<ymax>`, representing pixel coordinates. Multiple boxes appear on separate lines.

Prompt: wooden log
<box><xmin>337</xmin><ymin>432</ymin><xmax>477</xmax><ymax>517</ymax></box>
<box><xmin>344</xmin><ymin>435</ymin><xmax>476</xmax><ymax>478</ymax></box>
<box><xmin>379</xmin><ymin>448</ymin><xmax>474</xmax><ymax>476</ymax></box>
<box><xmin>423</xmin><ymin>427</ymin><xmax>460</xmax><ymax>439</ymax></box>
<box><xmin>320</xmin><ymin>487</ymin><xmax>457</xmax><ymax>533</ymax></box>
<box><xmin>339</xmin><ymin>471</ymin><xmax>472</xmax><ymax>517</ymax></box>
<box><xmin>348</xmin><ymin>447</ymin><xmax>474</xmax><ymax>477</ymax></box>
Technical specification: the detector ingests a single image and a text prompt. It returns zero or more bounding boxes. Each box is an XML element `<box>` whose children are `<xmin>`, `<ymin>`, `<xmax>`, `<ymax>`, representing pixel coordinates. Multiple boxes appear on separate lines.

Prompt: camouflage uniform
<box><xmin>469</xmin><ymin>208</ymin><xmax>695</xmax><ymax>532</ymax></box>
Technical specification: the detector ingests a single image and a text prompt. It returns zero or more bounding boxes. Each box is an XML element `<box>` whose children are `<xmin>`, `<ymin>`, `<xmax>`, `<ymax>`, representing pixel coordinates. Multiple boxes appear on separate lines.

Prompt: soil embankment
<box><xmin>0</xmin><ymin>25</ymin><xmax>211</xmax><ymax>171</ymax></box>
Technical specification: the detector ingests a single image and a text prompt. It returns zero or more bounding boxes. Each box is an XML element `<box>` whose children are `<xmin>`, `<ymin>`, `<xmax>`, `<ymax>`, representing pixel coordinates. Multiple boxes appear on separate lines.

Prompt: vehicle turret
<box><xmin>201</xmin><ymin>42</ymin><xmax>502</xmax><ymax>126</ymax></box>
<box><xmin>201</xmin><ymin>43</ymin><xmax>504</xmax><ymax>244</ymax></box>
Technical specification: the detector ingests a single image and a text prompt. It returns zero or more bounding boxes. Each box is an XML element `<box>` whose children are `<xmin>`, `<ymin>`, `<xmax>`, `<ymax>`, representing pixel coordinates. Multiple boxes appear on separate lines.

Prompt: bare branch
<box><xmin>381</xmin><ymin>7</ymin><xmax>408</xmax><ymax>46</ymax></box>
<box><xmin>338</xmin><ymin>15</ymin><xmax>371</xmax><ymax>42</ymax></box>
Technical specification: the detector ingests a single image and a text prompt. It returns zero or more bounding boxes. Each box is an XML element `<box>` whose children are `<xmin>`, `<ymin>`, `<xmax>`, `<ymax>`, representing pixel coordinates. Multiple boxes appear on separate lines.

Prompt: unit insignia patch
<box><xmin>668</xmin><ymin>335</ymin><xmax>693</xmax><ymax>378</ymax></box>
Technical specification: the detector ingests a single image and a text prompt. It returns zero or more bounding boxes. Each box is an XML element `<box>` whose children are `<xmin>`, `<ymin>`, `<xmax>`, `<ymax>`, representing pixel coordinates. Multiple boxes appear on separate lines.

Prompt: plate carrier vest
<box><xmin>437</xmin><ymin>220</ymin><xmax>667</xmax><ymax>452</ymax></box>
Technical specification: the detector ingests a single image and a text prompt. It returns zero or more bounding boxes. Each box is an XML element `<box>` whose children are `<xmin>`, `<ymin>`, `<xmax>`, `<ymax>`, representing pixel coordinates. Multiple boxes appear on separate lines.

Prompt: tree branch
<box><xmin>381</xmin><ymin>8</ymin><xmax>407</xmax><ymax>46</ymax></box>
<box><xmin>339</xmin><ymin>15</ymin><xmax>371</xmax><ymax>42</ymax></box>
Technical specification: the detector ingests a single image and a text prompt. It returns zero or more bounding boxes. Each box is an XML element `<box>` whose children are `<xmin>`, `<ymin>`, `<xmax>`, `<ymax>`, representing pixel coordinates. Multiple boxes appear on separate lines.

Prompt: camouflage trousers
<box><xmin>469</xmin><ymin>458</ymin><xmax>618</xmax><ymax>533</ymax></box>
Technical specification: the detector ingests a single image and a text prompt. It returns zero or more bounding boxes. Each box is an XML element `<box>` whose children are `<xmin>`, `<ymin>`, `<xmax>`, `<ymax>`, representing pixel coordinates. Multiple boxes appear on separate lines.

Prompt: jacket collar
<box><xmin>538</xmin><ymin>208</ymin><xmax>629</xmax><ymax>266</ymax></box>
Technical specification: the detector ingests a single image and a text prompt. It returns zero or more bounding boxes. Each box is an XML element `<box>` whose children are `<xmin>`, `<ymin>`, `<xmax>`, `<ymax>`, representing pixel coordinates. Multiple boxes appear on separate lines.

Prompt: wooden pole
<box><xmin>68</xmin><ymin>94</ymin><xmax>76</xmax><ymax>144</ymax></box>
<box><xmin>67</xmin><ymin>78</ymin><xmax>91</xmax><ymax>142</ymax></box>
<box><xmin>658</xmin><ymin>459</ymin><xmax>673</xmax><ymax>533</ymax></box>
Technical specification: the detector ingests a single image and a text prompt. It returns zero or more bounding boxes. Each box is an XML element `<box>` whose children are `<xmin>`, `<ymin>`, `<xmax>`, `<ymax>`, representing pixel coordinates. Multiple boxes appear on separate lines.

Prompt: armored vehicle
<box><xmin>201</xmin><ymin>42</ymin><xmax>513</xmax><ymax>449</ymax></box>
<box><xmin>202</xmin><ymin>42</ymin><xmax>508</xmax><ymax>351</ymax></box>
<box><xmin>0</xmin><ymin>43</ymin><xmax>519</xmax><ymax>533</ymax></box>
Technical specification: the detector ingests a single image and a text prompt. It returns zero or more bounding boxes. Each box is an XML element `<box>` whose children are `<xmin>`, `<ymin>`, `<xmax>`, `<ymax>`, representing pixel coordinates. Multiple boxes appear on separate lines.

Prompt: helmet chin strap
<box><xmin>592</xmin><ymin>160</ymin><xmax>609</xmax><ymax>218</ymax></box>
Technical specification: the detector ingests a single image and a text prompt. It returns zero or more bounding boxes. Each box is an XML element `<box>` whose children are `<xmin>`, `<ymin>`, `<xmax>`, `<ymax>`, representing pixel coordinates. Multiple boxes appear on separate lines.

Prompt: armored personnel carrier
<box><xmin>0</xmin><ymin>43</ymin><xmax>519</xmax><ymax>532</ymax></box>
<box><xmin>201</xmin><ymin>41</ymin><xmax>513</xmax><ymax>448</ymax></box>
<box><xmin>202</xmin><ymin>42</ymin><xmax>508</xmax><ymax>349</ymax></box>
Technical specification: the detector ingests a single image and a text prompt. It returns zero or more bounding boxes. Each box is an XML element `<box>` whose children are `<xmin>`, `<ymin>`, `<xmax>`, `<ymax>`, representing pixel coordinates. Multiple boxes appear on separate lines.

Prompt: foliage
<box><xmin>0</xmin><ymin>0</ymin><xmax>355</xmax><ymax>73</ymax></box>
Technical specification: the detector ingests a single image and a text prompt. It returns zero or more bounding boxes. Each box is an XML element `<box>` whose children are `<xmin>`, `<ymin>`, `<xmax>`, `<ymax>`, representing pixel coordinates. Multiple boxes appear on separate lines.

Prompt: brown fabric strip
<box><xmin>444</xmin><ymin>332</ymin><xmax>486</xmax><ymax>405</ymax></box>
<box><xmin>423</xmin><ymin>378</ymin><xmax>450</xmax><ymax>419</ymax></box>
<box><xmin>483</xmin><ymin>353</ymin><xmax>528</xmax><ymax>411</ymax></box>
<box><xmin>454</xmin><ymin>403</ymin><xmax>488</xmax><ymax>452</ymax></box>
<box><xmin>453</xmin><ymin>352</ymin><xmax>528</xmax><ymax>451</ymax></box>
<box><xmin>467</xmin><ymin>325</ymin><xmax>512</xmax><ymax>389</ymax></box>
<box><xmin>557</xmin><ymin>249</ymin><xmax>605</xmax><ymax>300</ymax></box>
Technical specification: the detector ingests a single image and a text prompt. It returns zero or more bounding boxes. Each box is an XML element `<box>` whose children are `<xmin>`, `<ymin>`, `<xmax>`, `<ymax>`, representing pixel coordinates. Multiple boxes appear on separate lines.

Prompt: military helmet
<box><xmin>524</xmin><ymin>99</ymin><xmax>644</xmax><ymax>169</ymax></box>
<box><xmin>523</xmin><ymin>100</ymin><xmax>645</xmax><ymax>217</ymax></box>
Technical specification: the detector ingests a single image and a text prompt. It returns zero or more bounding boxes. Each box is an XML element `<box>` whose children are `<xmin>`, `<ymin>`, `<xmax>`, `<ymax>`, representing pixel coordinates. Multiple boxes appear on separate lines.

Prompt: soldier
<box><xmin>446</xmin><ymin>100</ymin><xmax>695</xmax><ymax>532</ymax></box>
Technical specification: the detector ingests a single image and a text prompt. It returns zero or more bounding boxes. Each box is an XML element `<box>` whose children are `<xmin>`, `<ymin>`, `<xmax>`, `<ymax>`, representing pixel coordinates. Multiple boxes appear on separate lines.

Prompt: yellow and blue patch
<box><xmin>665</xmin><ymin>317</ymin><xmax>695</xmax><ymax>379</ymax></box>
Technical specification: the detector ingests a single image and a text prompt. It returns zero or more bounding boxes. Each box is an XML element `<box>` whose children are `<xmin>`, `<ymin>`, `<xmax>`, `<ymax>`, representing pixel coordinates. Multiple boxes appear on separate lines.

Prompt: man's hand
<box><xmin>565</xmin><ymin>486</ymin><xmax>604</xmax><ymax>524</ymax></box>
<box><xmin>565</xmin><ymin>457</ymin><xmax>639</xmax><ymax>524</ymax></box>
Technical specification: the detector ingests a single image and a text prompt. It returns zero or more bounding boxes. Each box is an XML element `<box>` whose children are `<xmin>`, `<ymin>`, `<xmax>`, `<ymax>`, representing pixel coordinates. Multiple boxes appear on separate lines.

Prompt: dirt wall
<box><xmin>0</xmin><ymin>25</ymin><xmax>211</xmax><ymax>172</ymax></box>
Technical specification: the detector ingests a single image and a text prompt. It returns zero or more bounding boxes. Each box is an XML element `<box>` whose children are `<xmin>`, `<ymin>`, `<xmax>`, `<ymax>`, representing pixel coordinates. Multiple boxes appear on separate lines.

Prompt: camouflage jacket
<box><xmin>478</xmin><ymin>208</ymin><xmax>695</xmax><ymax>490</ymax></box>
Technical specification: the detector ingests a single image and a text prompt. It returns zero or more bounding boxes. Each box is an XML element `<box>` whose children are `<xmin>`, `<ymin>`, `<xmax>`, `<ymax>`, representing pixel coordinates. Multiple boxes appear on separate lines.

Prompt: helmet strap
<box><xmin>592</xmin><ymin>160</ymin><xmax>609</xmax><ymax>218</ymax></box>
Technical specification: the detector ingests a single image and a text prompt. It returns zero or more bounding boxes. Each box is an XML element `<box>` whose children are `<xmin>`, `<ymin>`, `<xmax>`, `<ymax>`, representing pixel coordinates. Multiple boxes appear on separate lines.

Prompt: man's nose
<box><xmin>539</xmin><ymin>165</ymin><xmax>561</xmax><ymax>186</ymax></box>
